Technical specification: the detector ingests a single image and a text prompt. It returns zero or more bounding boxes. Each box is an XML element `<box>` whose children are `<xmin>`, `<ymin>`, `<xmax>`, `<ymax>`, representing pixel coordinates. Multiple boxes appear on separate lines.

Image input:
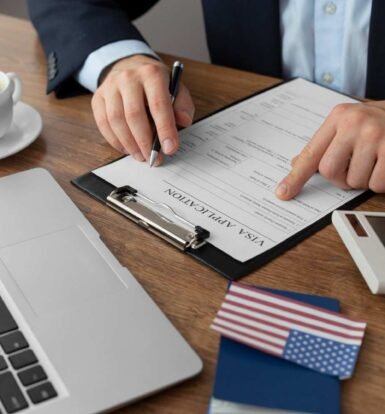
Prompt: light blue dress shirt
<box><xmin>280</xmin><ymin>0</ymin><xmax>372</xmax><ymax>97</ymax></box>
<box><xmin>76</xmin><ymin>0</ymin><xmax>372</xmax><ymax>97</ymax></box>
<box><xmin>75</xmin><ymin>39</ymin><xmax>158</xmax><ymax>92</ymax></box>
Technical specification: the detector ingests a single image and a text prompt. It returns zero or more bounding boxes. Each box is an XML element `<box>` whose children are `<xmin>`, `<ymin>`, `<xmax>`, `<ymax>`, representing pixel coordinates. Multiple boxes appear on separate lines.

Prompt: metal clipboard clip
<box><xmin>107</xmin><ymin>186</ymin><xmax>210</xmax><ymax>251</ymax></box>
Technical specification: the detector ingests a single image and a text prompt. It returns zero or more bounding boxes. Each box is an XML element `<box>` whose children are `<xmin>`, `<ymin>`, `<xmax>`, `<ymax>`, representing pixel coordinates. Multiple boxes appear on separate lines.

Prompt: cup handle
<box><xmin>6</xmin><ymin>72</ymin><xmax>22</xmax><ymax>104</ymax></box>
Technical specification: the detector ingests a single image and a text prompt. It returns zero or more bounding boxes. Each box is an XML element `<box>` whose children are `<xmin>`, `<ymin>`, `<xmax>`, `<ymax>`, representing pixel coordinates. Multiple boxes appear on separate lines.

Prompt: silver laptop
<box><xmin>0</xmin><ymin>168</ymin><xmax>202</xmax><ymax>414</ymax></box>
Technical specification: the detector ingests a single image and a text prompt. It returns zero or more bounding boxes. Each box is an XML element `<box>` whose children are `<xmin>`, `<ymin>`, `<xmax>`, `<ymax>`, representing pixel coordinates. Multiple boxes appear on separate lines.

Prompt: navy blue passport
<box><xmin>212</xmin><ymin>289</ymin><xmax>340</xmax><ymax>414</ymax></box>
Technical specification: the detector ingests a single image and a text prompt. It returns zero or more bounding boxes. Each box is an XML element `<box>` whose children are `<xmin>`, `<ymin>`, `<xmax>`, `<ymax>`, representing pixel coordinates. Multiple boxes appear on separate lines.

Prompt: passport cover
<box><xmin>212</xmin><ymin>288</ymin><xmax>340</xmax><ymax>413</ymax></box>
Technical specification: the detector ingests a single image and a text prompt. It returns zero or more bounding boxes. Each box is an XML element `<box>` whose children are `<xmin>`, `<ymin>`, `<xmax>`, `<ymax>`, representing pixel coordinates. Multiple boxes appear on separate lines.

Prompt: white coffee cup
<box><xmin>0</xmin><ymin>72</ymin><xmax>22</xmax><ymax>139</ymax></box>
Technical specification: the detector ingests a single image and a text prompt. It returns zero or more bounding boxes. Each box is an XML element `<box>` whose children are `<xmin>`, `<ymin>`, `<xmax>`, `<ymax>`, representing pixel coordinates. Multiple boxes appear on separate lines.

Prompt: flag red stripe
<box><xmin>216</xmin><ymin>313</ymin><xmax>288</xmax><ymax>340</ymax></box>
<box><xmin>212</xmin><ymin>322</ymin><xmax>283</xmax><ymax>355</ymax></box>
<box><xmin>225</xmin><ymin>298</ymin><xmax>364</xmax><ymax>340</ymax></box>
<box><xmin>220</xmin><ymin>308</ymin><xmax>290</xmax><ymax>334</ymax></box>
<box><xmin>229</xmin><ymin>290</ymin><xmax>365</xmax><ymax>333</ymax></box>
<box><xmin>232</xmin><ymin>282</ymin><xmax>366</xmax><ymax>325</ymax></box>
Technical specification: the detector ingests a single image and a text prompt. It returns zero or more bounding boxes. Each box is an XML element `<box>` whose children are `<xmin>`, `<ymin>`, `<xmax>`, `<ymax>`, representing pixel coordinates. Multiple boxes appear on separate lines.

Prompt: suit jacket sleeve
<box><xmin>27</xmin><ymin>0</ymin><xmax>158</xmax><ymax>98</ymax></box>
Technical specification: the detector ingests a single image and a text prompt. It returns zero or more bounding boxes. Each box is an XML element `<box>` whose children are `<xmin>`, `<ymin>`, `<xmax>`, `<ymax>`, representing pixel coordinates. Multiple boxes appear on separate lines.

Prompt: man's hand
<box><xmin>91</xmin><ymin>55</ymin><xmax>195</xmax><ymax>163</ymax></box>
<box><xmin>276</xmin><ymin>101</ymin><xmax>385</xmax><ymax>200</ymax></box>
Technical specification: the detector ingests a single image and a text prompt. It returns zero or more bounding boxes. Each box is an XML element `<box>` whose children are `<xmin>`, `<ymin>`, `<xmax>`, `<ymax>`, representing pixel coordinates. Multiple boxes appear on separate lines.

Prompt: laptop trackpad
<box><xmin>0</xmin><ymin>226</ymin><xmax>125</xmax><ymax>317</ymax></box>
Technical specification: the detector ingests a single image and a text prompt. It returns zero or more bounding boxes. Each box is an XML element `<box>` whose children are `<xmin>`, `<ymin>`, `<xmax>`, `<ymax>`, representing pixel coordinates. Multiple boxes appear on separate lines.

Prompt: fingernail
<box><xmin>132</xmin><ymin>152</ymin><xmax>144</xmax><ymax>162</ymax></box>
<box><xmin>182</xmin><ymin>110</ymin><xmax>193</xmax><ymax>123</ymax></box>
<box><xmin>176</xmin><ymin>111</ymin><xmax>193</xmax><ymax>127</ymax></box>
<box><xmin>161</xmin><ymin>138</ymin><xmax>175</xmax><ymax>154</ymax></box>
<box><xmin>276</xmin><ymin>182</ymin><xmax>288</xmax><ymax>198</ymax></box>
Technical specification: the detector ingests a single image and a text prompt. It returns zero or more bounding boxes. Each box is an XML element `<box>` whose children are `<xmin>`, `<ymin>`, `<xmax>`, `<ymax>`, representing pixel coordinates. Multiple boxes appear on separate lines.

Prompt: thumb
<box><xmin>174</xmin><ymin>83</ymin><xmax>195</xmax><ymax>127</ymax></box>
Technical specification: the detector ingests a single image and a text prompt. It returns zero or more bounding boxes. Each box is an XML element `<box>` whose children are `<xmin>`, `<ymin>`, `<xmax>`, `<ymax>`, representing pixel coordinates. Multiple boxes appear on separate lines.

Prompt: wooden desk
<box><xmin>1</xmin><ymin>14</ymin><xmax>385</xmax><ymax>414</ymax></box>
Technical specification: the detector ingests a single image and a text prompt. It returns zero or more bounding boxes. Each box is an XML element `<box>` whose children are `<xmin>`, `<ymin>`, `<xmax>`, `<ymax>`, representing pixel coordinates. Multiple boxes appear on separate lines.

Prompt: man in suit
<box><xmin>27</xmin><ymin>0</ymin><xmax>385</xmax><ymax>199</ymax></box>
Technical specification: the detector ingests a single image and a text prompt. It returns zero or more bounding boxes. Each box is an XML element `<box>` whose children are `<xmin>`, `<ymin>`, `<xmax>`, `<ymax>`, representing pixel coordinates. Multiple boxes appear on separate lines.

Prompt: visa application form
<box><xmin>95</xmin><ymin>78</ymin><xmax>363</xmax><ymax>262</ymax></box>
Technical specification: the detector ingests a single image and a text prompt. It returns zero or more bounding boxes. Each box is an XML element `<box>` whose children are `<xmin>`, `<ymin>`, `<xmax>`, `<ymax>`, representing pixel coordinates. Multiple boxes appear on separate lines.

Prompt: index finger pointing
<box><xmin>275</xmin><ymin>119</ymin><xmax>336</xmax><ymax>200</ymax></box>
<box><xmin>143</xmin><ymin>68</ymin><xmax>179</xmax><ymax>155</ymax></box>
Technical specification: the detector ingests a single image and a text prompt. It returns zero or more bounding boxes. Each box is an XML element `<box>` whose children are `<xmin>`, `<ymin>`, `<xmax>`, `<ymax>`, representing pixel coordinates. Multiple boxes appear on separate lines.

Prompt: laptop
<box><xmin>0</xmin><ymin>168</ymin><xmax>202</xmax><ymax>413</ymax></box>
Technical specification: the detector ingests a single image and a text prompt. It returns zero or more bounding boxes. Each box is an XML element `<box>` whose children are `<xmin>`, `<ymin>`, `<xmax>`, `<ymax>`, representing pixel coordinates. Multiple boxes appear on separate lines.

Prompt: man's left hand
<box><xmin>275</xmin><ymin>101</ymin><xmax>385</xmax><ymax>200</ymax></box>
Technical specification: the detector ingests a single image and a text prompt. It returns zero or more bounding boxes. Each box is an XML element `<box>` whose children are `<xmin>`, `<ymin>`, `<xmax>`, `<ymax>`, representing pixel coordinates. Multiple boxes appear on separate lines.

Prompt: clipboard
<box><xmin>72</xmin><ymin>81</ymin><xmax>372</xmax><ymax>280</ymax></box>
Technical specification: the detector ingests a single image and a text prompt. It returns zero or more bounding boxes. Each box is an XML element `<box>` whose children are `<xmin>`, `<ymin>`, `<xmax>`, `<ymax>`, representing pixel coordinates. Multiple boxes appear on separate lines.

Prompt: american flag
<box><xmin>211</xmin><ymin>282</ymin><xmax>366</xmax><ymax>379</ymax></box>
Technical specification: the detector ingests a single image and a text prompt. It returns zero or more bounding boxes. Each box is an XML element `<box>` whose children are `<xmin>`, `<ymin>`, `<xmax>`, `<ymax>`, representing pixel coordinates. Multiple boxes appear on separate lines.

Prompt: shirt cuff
<box><xmin>75</xmin><ymin>40</ymin><xmax>159</xmax><ymax>92</ymax></box>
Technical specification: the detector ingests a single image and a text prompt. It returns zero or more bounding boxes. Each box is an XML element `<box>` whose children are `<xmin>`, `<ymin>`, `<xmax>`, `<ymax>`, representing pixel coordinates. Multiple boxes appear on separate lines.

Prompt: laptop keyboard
<box><xmin>0</xmin><ymin>297</ymin><xmax>57</xmax><ymax>413</ymax></box>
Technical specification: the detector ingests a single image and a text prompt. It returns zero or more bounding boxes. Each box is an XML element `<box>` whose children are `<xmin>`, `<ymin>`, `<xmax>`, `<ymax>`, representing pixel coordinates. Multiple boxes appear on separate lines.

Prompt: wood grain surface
<box><xmin>1</xmin><ymin>14</ymin><xmax>385</xmax><ymax>414</ymax></box>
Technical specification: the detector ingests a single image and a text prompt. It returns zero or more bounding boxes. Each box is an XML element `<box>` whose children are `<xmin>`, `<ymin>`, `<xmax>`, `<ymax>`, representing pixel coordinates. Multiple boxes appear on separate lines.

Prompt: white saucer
<box><xmin>0</xmin><ymin>102</ymin><xmax>43</xmax><ymax>160</ymax></box>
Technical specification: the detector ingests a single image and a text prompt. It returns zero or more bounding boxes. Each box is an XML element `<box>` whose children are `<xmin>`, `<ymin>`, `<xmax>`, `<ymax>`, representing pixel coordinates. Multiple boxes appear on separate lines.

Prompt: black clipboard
<box><xmin>72</xmin><ymin>80</ymin><xmax>372</xmax><ymax>280</ymax></box>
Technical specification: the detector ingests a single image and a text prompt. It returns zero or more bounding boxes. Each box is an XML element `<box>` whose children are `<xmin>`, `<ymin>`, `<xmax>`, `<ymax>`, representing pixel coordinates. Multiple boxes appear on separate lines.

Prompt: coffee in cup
<box><xmin>0</xmin><ymin>72</ymin><xmax>22</xmax><ymax>139</ymax></box>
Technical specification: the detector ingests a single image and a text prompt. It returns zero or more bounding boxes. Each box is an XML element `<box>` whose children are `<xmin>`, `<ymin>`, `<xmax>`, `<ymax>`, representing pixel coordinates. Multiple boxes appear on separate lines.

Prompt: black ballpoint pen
<box><xmin>149</xmin><ymin>61</ymin><xmax>184</xmax><ymax>167</ymax></box>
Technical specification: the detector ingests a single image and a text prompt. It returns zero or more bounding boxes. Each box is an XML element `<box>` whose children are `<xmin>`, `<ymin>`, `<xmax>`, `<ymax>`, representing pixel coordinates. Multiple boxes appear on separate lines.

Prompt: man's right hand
<box><xmin>91</xmin><ymin>55</ymin><xmax>195</xmax><ymax>163</ymax></box>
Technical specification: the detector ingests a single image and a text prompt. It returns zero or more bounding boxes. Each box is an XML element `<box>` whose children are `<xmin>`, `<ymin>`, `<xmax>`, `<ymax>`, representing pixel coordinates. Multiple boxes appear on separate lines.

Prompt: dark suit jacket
<box><xmin>27</xmin><ymin>0</ymin><xmax>385</xmax><ymax>99</ymax></box>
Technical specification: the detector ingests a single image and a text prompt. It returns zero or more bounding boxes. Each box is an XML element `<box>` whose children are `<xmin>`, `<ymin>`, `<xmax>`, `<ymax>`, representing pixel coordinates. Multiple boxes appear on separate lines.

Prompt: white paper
<box><xmin>95</xmin><ymin>79</ymin><xmax>363</xmax><ymax>262</ymax></box>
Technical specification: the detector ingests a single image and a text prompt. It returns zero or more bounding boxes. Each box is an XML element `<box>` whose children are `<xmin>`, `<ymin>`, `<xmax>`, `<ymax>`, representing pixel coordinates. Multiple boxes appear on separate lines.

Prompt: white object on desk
<box><xmin>0</xmin><ymin>168</ymin><xmax>202</xmax><ymax>413</ymax></box>
<box><xmin>0</xmin><ymin>101</ymin><xmax>42</xmax><ymax>160</ymax></box>
<box><xmin>332</xmin><ymin>210</ymin><xmax>385</xmax><ymax>294</ymax></box>
<box><xmin>0</xmin><ymin>71</ymin><xmax>23</xmax><ymax>138</ymax></box>
<box><xmin>95</xmin><ymin>79</ymin><xmax>364</xmax><ymax>263</ymax></box>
